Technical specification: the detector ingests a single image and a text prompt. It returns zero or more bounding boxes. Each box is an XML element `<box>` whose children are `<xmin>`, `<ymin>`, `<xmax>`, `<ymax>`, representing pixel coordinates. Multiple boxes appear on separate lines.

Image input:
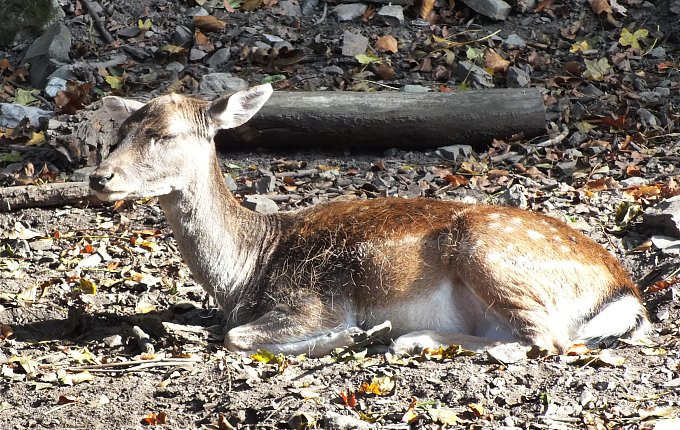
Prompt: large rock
<box><xmin>199</xmin><ymin>73</ymin><xmax>248</xmax><ymax>95</ymax></box>
<box><xmin>341</xmin><ymin>31</ymin><xmax>368</xmax><ymax>57</ymax></box>
<box><xmin>333</xmin><ymin>4</ymin><xmax>367</xmax><ymax>21</ymax></box>
<box><xmin>0</xmin><ymin>103</ymin><xmax>53</xmax><ymax>128</ymax></box>
<box><xmin>644</xmin><ymin>196</ymin><xmax>680</xmax><ymax>238</ymax></box>
<box><xmin>0</xmin><ymin>0</ymin><xmax>65</xmax><ymax>46</ymax></box>
<box><xmin>23</xmin><ymin>22</ymin><xmax>72</xmax><ymax>88</ymax></box>
<box><xmin>461</xmin><ymin>0</ymin><xmax>512</xmax><ymax>20</ymax></box>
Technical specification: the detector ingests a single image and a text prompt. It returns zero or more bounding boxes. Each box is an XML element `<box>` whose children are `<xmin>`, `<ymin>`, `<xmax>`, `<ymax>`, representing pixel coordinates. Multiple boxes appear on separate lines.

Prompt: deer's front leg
<box><xmin>225</xmin><ymin>305</ymin><xmax>365</xmax><ymax>357</ymax></box>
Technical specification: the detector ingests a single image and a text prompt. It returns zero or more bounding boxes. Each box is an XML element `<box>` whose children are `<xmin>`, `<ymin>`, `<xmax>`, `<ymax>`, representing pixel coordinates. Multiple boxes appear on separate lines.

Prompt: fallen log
<box><xmin>217</xmin><ymin>88</ymin><xmax>546</xmax><ymax>150</ymax></box>
<box><xmin>0</xmin><ymin>181</ymin><xmax>99</xmax><ymax>212</ymax></box>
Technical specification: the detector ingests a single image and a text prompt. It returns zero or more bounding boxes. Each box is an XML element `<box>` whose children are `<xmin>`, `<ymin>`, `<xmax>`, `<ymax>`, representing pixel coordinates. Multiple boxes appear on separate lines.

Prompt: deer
<box><xmin>89</xmin><ymin>84</ymin><xmax>651</xmax><ymax>358</ymax></box>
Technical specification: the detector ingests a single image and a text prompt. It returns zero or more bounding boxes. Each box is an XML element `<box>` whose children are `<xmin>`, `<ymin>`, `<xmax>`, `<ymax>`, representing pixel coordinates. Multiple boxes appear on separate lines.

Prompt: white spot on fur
<box><xmin>511</xmin><ymin>217</ymin><xmax>523</xmax><ymax>225</ymax></box>
<box><xmin>553</xmin><ymin>236</ymin><xmax>562</xmax><ymax>242</ymax></box>
<box><xmin>560</xmin><ymin>245</ymin><xmax>570</xmax><ymax>253</ymax></box>
<box><xmin>488</xmin><ymin>213</ymin><xmax>501</xmax><ymax>220</ymax></box>
<box><xmin>489</xmin><ymin>222</ymin><xmax>500</xmax><ymax>229</ymax></box>
<box><xmin>527</xmin><ymin>230</ymin><xmax>545</xmax><ymax>240</ymax></box>
<box><xmin>504</xmin><ymin>226</ymin><xmax>514</xmax><ymax>233</ymax></box>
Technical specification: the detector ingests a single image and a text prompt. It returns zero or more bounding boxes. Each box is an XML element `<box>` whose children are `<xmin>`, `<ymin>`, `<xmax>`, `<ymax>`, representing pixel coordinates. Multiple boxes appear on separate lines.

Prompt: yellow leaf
<box><xmin>570</xmin><ymin>40</ymin><xmax>590</xmax><ymax>53</ymax></box>
<box><xmin>484</xmin><ymin>49</ymin><xmax>509</xmax><ymax>73</ymax></box>
<box><xmin>138</xmin><ymin>18</ymin><xmax>152</xmax><ymax>30</ymax></box>
<box><xmin>105</xmin><ymin>75</ymin><xmax>124</xmax><ymax>90</ymax></box>
<box><xmin>135</xmin><ymin>302</ymin><xmax>156</xmax><ymax>314</ymax></box>
<box><xmin>79</xmin><ymin>277</ymin><xmax>97</xmax><ymax>295</ymax></box>
<box><xmin>583</xmin><ymin>57</ymin><xmax>611</xmax><ymax>81</ymax></box>
<box><xmin>619</xmin><ymin>27</ymin><xmax>648</xmax><ymax>50</ymax></box>
<box><xmin>26</xmin><ymin>131</ymin><xmax>45</xmax><ymax>146</ymax></box>
<box><xmin>161</xmin><ymin>44</ymin><xmax>186</xmax><ymax>54</ymax></box>
<box><xmin>250</xmin><ymin>349</ymin><xmax>284</xmax><ymax>365</ymax></box>
<box><xmin>428</xmin><ymin>407</ymin><xmax>465</xmax><ymax>425</ymax></box>
<box><xmin>355</xmin><ymin>54</ymin><xmax>381</xmax><ymax>65</ymax></box>
<box><xmin>60</xmin><ymin>370</ymin><xmax>94</xmax><ymax>385</ymax></box>
<box><xmin>69</xmin><ymin>348</ymin><xmax>98</xmax><ymax>364</ymax></box>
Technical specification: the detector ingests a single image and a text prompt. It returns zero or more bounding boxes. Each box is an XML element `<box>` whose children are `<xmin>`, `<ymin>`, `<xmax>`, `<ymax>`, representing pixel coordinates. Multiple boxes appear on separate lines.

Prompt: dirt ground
<box><xmin>1</xmin><ymin>0</ymin><xmax>680</xmax><ymax>428</ymax></box>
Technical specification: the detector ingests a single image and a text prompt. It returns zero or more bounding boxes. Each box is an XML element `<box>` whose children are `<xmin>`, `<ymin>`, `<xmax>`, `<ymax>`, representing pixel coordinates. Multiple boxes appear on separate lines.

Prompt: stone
<box><xmin>324</xmin><ymin>412</ymin><xmax>372</xmax><ymax>430</ymax></box>
<box><xmin>323</xmin><ymin>65</ymin><xmax>344</xmax><ymax>75</ymax></box>
<box><xmin>199</xmin><ymin>73</ymin><xmax>248</xmax><ymax>95</ymax></box>
<box><xmin>224</xmin><ymin>175</ymin><xmax>238</xmax><ymax>192</ymax></box>
<box><xmin>461</xmin><ymin>0</ymin><xmax>512</xmax><ymax>20</ymax></box>
<box><xmin>0</xmin><ymin>0</ymin><xmax>65</xmax><ymax>46</ymax></box>
<box><xmin>503</xmin><ymin>33</ymin><xmax>526</xmax><ymax>49</ymax></box>
<box><xmin>122</xmin><ymin>45</ymin><xmax>151</xmax><ymax>61</ymax></box>
<box><xmin>173</xmin><ymin>25</ymin><xmax>193</xmax><ymax>46</ymax></box>
<box><xmin>0</xmin><ymin>103</ymin><xmax>53</xmax><ymax>128</ymax></box>
<box><xmin>302</xmin><ymin>0</ymin><xmax>319</xmax><ymax>15</ymax></box>
<box><xmin>401</xmin><ymin>84</ymin><xmax>430</xmax><ymax>93</ymax></box>
<box><xmin>643</xmin><ymin>196</ymin><xmax>680</xmax><ymax>237</ymax></box>
<box><xmin>190</xmin><ymin>48</ymin><xmax>207</xmax><ymax>61</ymax></box>
<box><xmin>486</xmin><ymin>343</ymin><xmax>529</xmax><ymax>364</ymax></box>
<box><xmin>436</xmin><ymin>144</ymin><xmax>472</xmax><ymax>161</ymax></box>
<box><xmin>506</xmin><ymin>66</ymin><xmax>530</xmax><ymax>87</ymax></box>
<box><xmin>341</xmin><ymin>31</ymin><xmax>368</xmax><ymax>57</ymax></box>
<box><xmin>333</xmin><ymin>4</ymin><xmax>367</xmax><ymax>21</ymax></box>
<box><xmin>497</xmin><ymin>184</ymin><xmax>528</xmax><ymax>209</ymax></box>
<box><xmin>186</xmin><ymin>6</ymin><xmax>209</xmax><ymax>16</ymax></box>
<box><xmin>649</xmin><ymin>46</ymin><xmax>666</xmax><ymax>58</ymax></box>
<box><xmin>243</xmin><ymin>195</ymin><xmax>279</xmax><ymax>214</ymax></box>
<box><xmin>513</xmin><ymin>0</ymin><xmax>537</xmax><ymax>12</ymax></box>
<box><xmin>582</xmin><ymin>83</ymin><xmax>603</xmax><ymax>97</ymax></box>
<box><xmin>205</xmin><ymin>48</ymin><xmax>231</xmax><ymax>69</ymax></box>
<box><xmin>637</xmin><ymin>108</ymin><xmax>659</xmax><ymax>128</ymax></box>
<box><xmin>44</xmin><ymin>76</ymin><xmax>67</xmax><ymax>97</ymax></box>
<box><xmin>23</xmin><ymin>22</ymin><xmax>72</xmax><ymax>88</ymax></box>
<box><xmin>654</xmin><ymin>86</ymin><xmax>671</xmax><ymax>97</ymax></box>
<box><xmin>672</xmin><ymin>0</ymin><xmax>680</xmax><ymax>13</ymax></box>
<box><xmin>619</xmin><ymin>177</ymin><xmax>648</xmax><ymax>188</ymax></box>
<box><xmin>454</xmin><ymin>60</ymin><xmax>494</xmax><ymax>88</ymax></box>
<box><xmin>377</xmin><ymin>5</ymin><xmax>405</xmax><ymax>26</ymax></box>
<box><xmin>166</xmin><ymin>62</ymin><xmax>185</xmax><ymax>73</ymax></box>
<box><xmin>276</xmin><ymin>0</ymin><xmax>302</xmax><ymax>17</ymax></box>
<box><xmin>117</xmin><ymin>26</ymin><xmax>141</xmax><ymax>39</ymax></box>
<box><xmin>256</xmin><ymin>174</ymin><xmax>277</xmax><ymax>194</ymax></box>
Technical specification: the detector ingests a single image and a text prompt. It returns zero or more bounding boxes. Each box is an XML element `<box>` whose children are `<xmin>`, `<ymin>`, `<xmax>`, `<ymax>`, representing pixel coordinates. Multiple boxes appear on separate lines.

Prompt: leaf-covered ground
<box><xmin>1</xmin><ymin>0</ymin><xmax>680</xmax><ymax>428</ymax></box>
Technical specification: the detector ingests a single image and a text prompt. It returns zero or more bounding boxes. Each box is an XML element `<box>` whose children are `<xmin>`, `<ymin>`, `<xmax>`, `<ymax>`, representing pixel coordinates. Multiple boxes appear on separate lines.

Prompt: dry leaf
<box><xmin>194</xmin><ymin>30</ymin><xmax>215</xmax><ymax>53</ymax></box>
<box><xmin>340</xmin><ymin>389</ymin><xmax>357</xmax><ymax>408</ymax></box>
<box><xmin>375</xmin><ymin>63</ymin><xmax>395</xmax><ymax>80</ymax></box>
<box><xmin>590</xmin><ymin>0</ymin><xmax>612</xmax><ymax>15</ymax></box>
<box><xmin>484</xmin><ymin>49</ymin><xmax>510</xmax><ymax>73</ymax></box>
<box><xmin>193</xmin><ymin>15</ymin><xmax>226</xmax><ymax>32</ymax></box>
<box><xmin>420</xmin><ymin>0</ymin><xmax>436</xmax><ymax>19</ymax></box>
<box><xmin>57</xmin><ymin>395</ymin><xmax>78</xmax><ymax>405</ymax></box>
<box><xmin>375</xmin><ymin>35</ymin><xmax>398</xmax><ymax>53</ymax></box>
<box><xmin>358</xmin><ymin>376</ymin><xmax>395</xmax><ymax>396</ymax></box>
<box><xmin>0</xmin><ymin>324</ymin><xmax>13</xmax><ymax>340</ymax></box>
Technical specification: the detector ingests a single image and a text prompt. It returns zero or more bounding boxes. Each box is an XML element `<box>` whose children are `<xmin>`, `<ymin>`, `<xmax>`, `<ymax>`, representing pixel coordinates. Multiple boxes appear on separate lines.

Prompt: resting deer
<box><xmin>90</xmin><ymin>84</ymin><xmax>651</xmax><ymax>357</ymax></box>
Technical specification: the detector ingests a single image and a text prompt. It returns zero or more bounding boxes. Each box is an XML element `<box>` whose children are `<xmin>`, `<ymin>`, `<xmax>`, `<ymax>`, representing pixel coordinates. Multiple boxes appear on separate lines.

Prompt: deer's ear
<box><xmin>103</xmin><ymin>96</ymin><xmax>145</xmax><ymax>125</ymax></box>
<box><xmin>208</xmin><ymin>84</ymin><xmax>273</xmax><ymax>130</ymax></box>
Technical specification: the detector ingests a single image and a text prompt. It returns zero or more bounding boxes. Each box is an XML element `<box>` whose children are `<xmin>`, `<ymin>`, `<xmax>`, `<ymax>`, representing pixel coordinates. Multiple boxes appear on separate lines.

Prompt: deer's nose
<box><xmin>89</xmin><ymin>169</ymin><xmax>115</xmax><ymax>191</ymax></box>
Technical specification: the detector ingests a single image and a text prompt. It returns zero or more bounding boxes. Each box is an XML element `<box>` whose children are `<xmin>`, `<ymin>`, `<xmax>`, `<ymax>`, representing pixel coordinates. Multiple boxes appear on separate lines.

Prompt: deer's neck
<box><xmin>158</xmin><ymin>156</ymin><xmax>281</xmax><ymax>324</ymax></box>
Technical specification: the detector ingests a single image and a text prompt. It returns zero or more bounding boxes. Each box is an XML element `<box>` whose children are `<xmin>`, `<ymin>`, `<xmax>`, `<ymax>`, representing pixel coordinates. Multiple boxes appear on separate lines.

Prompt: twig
<box><xmin>334</xmin><ymin>0</ymin><xmax>413</xmax><ymax>4</ymax></box>
<box><xmin>68</xmin><ymin>357</ymin><xmax>201</xmax><ymax>373</ymax></box>
<box><xmin>80</xmin><ymin>0</ymin><xmax>114</xmax><ymax>44</ymax></box>
<box><xmin>535</xmin><ymin>125</ymin><xmax>569</xmax><ymax>147</ymax></box>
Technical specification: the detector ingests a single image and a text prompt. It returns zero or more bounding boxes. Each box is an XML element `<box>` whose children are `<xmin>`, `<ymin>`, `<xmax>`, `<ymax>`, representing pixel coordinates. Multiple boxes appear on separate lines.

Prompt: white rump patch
<box><xmin>575</xmin><ymin>294</ymin><xmax>647</xmax><ymax>342</ymax></box>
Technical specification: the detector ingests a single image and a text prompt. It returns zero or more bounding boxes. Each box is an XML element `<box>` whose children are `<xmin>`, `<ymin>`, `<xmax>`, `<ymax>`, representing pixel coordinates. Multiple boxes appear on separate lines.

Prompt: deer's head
<box><xmin>89</xmin><ymin>84</ymin><xmax>273</xmax><ymax>201</ymax></box>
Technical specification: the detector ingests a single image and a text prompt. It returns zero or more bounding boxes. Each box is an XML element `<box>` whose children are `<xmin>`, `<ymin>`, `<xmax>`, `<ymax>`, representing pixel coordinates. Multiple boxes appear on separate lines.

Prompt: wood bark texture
<box><xmin>217</xmin><ymin>88</ymin><xmax>546</xmax><ymax>150</ymax></box>
<box><xmin>0</xmin><ymin>181</ymin><xmax>99</xmax><ymax>212</ymax></box>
